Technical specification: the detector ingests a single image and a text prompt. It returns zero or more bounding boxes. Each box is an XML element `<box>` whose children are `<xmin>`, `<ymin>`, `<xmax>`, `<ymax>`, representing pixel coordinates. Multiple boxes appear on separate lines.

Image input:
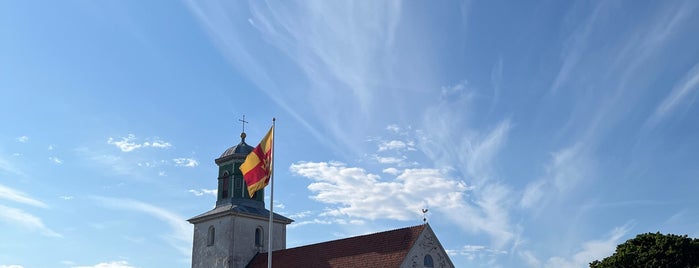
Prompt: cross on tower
<box><xmin>239</xmin><ymin>115</ymin><xmax>249</xmax><ymax>133</ymax></box>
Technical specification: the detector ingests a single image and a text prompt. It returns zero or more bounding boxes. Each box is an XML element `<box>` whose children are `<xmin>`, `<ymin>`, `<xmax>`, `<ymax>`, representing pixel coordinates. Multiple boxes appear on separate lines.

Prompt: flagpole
<box><xmin>267</xmin><ymin>118</ymin><xmax>275</xmax><ymax>268</ymax></box>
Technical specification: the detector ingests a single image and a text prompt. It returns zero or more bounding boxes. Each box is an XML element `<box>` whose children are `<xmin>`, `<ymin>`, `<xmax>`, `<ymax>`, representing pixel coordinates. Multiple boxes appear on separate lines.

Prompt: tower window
<box><xmin>207</xmin><ymin>226</ymin><xmax>215</xmax><ymax>246</ymax></box>
<box><xmin>255</xmin><ymin>227</ymin><xmax>263</xmax><ymax>247</ymax></box>
<box><xmin>221</xmin><ymin>171</ymin><xmax>229</xmax><ymax>199</ymax></box>
<box><xmin>424</xmin><ymin>254</ymin><xmax>434</xmax><ymax>267</ymax></box>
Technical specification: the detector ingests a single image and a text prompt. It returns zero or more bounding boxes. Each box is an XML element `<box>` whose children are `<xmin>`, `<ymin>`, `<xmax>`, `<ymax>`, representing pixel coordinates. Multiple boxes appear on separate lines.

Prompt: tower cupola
<box><xmin>214</xmin><ymin>132</ymin><xmax>264</xmax><ymax>207</ymax></box>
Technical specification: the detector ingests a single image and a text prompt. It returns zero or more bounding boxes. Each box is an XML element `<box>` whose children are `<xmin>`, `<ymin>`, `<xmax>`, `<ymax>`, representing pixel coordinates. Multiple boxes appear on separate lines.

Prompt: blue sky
<box><xmin>1</xmin><ymin>1</ymin><xmax>699</xmax><ymax>267</ymax></box>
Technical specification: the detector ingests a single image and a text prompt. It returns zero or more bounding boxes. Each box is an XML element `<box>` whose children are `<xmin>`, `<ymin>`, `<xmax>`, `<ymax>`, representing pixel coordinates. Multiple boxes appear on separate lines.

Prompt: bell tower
<box><xmin>188</xmin><ymin>131</ymin><xmax>293</xmax><ymax>268</ymax></box>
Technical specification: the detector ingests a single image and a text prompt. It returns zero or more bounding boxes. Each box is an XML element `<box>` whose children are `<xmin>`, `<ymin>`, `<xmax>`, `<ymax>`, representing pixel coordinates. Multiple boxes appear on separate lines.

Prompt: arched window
<box><xmin>424</xmin><ymin>254</ymin><xmax>434</xmax><ymax>267</ymax></box>
<box><xmin>221</xmin><ymin>171</ymin><xmax>229</xmax><ymax>199</ymax></box>
<box><xmin>255</xmin><ymin>227</ymin><xmax>263</xmax><ymax>247</ymax></box>
<box><xmin>207</xmin><ymin>226</ymin><xmax>215</xmax><ymax>246</ymax></box>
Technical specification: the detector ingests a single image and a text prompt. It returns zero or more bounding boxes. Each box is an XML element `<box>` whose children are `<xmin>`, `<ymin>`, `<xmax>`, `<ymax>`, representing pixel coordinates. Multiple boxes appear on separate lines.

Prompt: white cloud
<box><xmin>158</xmin><ymin>171</ymin><xmax>166</xmax><ymax>177</ymax></box>
<box><xmin>544</xmin><ymin>224</ymin><xmax>631</xmax><ymax>268</ymax></box>
<box><xmin>290</xmin><ymin>161</ymin><xmax>467</xmax><ymax>221</ymax></box>
<box><xmin>59</xmin><ymin>196</ymin><xmax>75</xmax><ymax>200</ymax></box>
<box><xmin>173</xmin><ymin>158</ymin><xmax>198</xmax><ymax>167</ymax></box>
<box><xmin>48</xmin><ymin>156</ymin><xmax>63</xmax><ymax>165</ymax></box>
<box><xmin>108</xmin><ymin>134</ymin><xmax>141</xmax><ymax>152</ymax></box>
<box><xmin>72</xmin><ymin>261</ymin><xmax>135</xmax><ymax>268</ymax></box>
<box><xmin>144</xmin><ymin>140</ymin><xmax>172</xmax><ymax>148</ymax></box>
<box><xmin>378</xmin><ymin>140</ymin><xmax>413</xmax><ymax>152</ymax></box>
<box><xmin>386</xmin><ymin>124</ymin><xmax>401</xmax><ymax>133</ymax></box>
<box><xmin>107</xmin><ymin>134</ymin><xmax>172</xmax><ymax>152</ymax></box>
<box><xmin>188</xmin><ymin>189</ymin><xmax>216</xmax><ymax>197</ymax></box>
<box><xmin>289</xmin><ymin>218</ymin><xmax>334</xmax><ymax>228</ymax></box>
<box><xmin>288</xmin><ymin>210</ymin><xmax>313</xmax><ymax>219</ymax></box>
<box><xmin>0</xmin><ymin>205</ymin><xmax>61</xmax><ymax>237</ymax></box>
<box><xmin>48</xmin><ymin>145</ymin><xmax>54</xmax><ymax>150</ymax></box>
<box><xmin>374</xmin><ymin>155</ymin><xmax>405</xmax><ymax>164</ymax></box>
<box><xmin>382</xmin><ymin>167</ymin><xmax>400</xmax><ymax>175</ymax></box>
<box><xmin>0</xmin><ymin>184</ymin><xmax>48</xmax><ymax>208</ymax></box>
<box><xmin>0</xmin><ymin>265</ymin><xmax>24</xmax><ymax>268</ymax></box>
<box><xmin>92</xmin><ymin>197</ymin><xmax>192</xmax><ymax>258</ymax></box>
<box><xmin>15</xmin><ymin>136</ymin><xmax>29</xmax><ymax>143</ymax></box>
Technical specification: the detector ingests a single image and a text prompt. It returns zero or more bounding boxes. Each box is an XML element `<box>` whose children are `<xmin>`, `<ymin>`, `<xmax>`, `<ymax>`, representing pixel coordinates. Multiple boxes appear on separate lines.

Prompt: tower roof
<box><xmin>216</xmin><ymin>132</ymin><xmax>254</xmax><ymax>165</ymax></box>
<box><xmin>187</xmin><ymin>201</ymin><xmax>293</xmax><ymax>224</ymax></box>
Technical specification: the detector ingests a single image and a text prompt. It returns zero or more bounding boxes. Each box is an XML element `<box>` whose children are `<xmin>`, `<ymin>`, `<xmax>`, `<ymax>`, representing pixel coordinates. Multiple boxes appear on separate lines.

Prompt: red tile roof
<box><xmin>247</xmin><ymin>224</ymin><xmax>427</xmax><ymax>268</ymax></box>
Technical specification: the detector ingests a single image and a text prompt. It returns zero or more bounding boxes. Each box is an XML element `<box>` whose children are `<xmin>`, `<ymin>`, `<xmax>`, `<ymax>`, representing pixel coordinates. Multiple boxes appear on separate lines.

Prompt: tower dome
<box><xmin>215</xmin><ymin>132</ymin><xmax>254</xmax><ymax>165</ymax></box>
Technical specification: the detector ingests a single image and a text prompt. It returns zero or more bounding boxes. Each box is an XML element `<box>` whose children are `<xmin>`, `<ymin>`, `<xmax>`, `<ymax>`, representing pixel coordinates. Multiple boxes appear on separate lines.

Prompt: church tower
<box><xmin>188</xmin><ymin>132</ymin><xmax>293</xmax><ymax>268</ymax></box>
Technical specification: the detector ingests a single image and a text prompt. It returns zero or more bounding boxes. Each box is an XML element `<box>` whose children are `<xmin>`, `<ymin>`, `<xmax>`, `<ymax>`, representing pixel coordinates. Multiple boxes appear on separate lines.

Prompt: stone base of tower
<box><xmin>189</xmin><ymin>203</ymin><xmax>291</xmax><ymax>268</ymax></box>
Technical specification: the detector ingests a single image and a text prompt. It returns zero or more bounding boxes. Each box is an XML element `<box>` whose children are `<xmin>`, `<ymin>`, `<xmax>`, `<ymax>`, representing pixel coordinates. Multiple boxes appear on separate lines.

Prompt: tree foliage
<box><xmin>590</xmin><ymin>232</ymin><xmax>699</xmax><ymax>268</ymax></box>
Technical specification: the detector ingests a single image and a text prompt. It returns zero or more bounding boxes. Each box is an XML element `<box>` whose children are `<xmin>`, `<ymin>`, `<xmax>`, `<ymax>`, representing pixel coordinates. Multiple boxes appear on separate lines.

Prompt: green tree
<box><xmin>590</xmin><ymin>232</ymin><xmax>699</xmax><ymax>268</ymax></box>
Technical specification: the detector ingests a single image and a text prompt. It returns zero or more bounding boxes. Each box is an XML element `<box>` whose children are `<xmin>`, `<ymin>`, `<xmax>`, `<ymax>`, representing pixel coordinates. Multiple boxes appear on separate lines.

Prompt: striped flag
<box><xmin>240</xmin><ymin>125</ymin><xmax>274</xmax><ymax>197</ymax></box>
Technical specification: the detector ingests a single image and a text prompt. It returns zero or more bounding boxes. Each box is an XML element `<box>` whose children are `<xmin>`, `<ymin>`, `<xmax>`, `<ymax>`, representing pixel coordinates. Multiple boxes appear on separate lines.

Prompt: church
<box><xmin>188</xmin><ymin>131</ymin><xmax>455</xmax><ymax>268</ymax></box>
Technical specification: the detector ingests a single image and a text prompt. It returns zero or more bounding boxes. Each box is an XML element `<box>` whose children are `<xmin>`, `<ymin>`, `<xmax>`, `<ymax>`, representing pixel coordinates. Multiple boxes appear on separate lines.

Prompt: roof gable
<box><xmin>247</xmin><ymin>224</ymin><xmax>426</xmax><ymax>268</ymax></box>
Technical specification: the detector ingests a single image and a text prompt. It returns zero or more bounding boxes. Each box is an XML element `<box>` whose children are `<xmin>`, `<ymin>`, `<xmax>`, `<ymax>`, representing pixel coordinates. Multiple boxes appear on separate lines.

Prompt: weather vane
<box><xmin>422</xmin><ymin>208</ymin><xmax>429</xmax><ymax>224</ymax></box>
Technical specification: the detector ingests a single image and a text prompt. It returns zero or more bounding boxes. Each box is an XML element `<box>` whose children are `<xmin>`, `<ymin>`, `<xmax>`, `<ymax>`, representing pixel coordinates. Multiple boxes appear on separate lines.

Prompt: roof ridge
<box><xmin>285</xmin><ymin>224</ymin><xmax>426</xmax><ymax>250</ymax></box>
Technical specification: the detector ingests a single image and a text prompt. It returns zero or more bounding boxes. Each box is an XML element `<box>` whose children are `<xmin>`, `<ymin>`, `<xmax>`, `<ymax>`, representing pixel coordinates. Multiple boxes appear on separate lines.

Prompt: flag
<box><xmin>240</xmin><ymin>125</ymin><xmax>274</xmax><ymax>197</ymax></box>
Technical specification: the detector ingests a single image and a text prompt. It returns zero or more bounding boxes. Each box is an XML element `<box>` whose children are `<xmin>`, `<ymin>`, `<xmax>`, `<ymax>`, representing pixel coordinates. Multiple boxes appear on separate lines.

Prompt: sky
<box><xmin>1</xmin><ymin>1</ymin><xmax>698</xmax><ymax>267</ymax></box>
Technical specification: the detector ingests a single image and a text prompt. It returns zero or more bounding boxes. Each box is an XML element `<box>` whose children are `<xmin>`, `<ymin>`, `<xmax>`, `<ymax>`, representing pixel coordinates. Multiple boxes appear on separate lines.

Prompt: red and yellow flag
<box><xmin>240</xmin><ymin>125</ymin><xmax>274</xmax><ymax>197</ymax></box>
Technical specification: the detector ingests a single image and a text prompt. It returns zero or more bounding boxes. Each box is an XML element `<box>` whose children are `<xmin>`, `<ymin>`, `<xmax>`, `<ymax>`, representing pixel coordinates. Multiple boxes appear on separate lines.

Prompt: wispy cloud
<box><xmin>419</xmin><ymin>80</ymin><xmax>517</xmax><ymax>250</ymax></box>
<box><xmin>92</xmin><ymin>197</ymin><xmax>192</xmax><ymax>258</ymax></box>
<box><xmin>0</xmin><ymin>205</ymin><xmax>61</xmax><ymax>237</ymax></box>
<box><xmin>287</xmin><ymin>210</ymin><xmax>313</xmax><ymax>219</ymax></box>
<box><xmin>107</xmin><ymin>134</ymin><xmax>172</xmax><ymax>152</ymax></box>
<box><xmin>544</xmin><ymin>224</ymin><xmax>631</xmax><ymax>268</ymax></box>
<box><xmin>188</xmin><ymin>189</ymin><xmax>216</xmax><ymax>197</ymax></box>
<box><xmin>71</xmin><ymin>261</ymin><xmax>135</xmax><ymax>268</ymax></box>
<box><xmin>0</xmin><ymin>156</ymin><xmax>27</xmax><ymax>177</ymax></box>
<box><xmin>15</xmin><ymin>136</ymin><xmax>29</xmax><ymax>143</ymax></box>
<box><xmin>0</xmin><ymin>265</ymin><xmax>24</xmax><ymax>268</ymax></box>
<box><xmin>185</xmin><ymin>1</ymin><xmax>404</xmax><ymax>155</ymax></box>
<box><xmin>447</xmin><ymin>244</ymin><xmax>507</xmax><ymax>261</ymax></box>
<box><xmin>76</xmin><ymin>149</ymin><xmax>133</xmax><ymax>177</ymax></box>
<box><xmin>48</xmin><ymin>156</ymin><xmax>63</xmax><ymax>165</ymax></box>
<box><xmin>289</xmin><ymin>217</ymin><xmax>365</xmax><ymax>229</ymax></box>
<box><xmin>0</xmin><ymin>184</ymin><xmax>48</xmax><ymax>208</ymax></box>
<box><xmin>377</xmin><ymin>140</ymin><xmax>414</xmax><ymax>152</ymax></box>
<box><xmin>646</xmin><ymin>62</ymin><xmax>699</xmax><ymax>128</ymax></box>
<box><xmin>520</xmin><ymin>143</ymin><xmax>593</xmax><ymax>210</ymax></box>
<box><xmin>386</xmin><ymin>124</ymin><xmax>401</xmax><ymax>133</ymax></box>
<box><xmin>549</xmin><ymin>1</ymin><xmax>610</xmax><ymax>94</ymax></box>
